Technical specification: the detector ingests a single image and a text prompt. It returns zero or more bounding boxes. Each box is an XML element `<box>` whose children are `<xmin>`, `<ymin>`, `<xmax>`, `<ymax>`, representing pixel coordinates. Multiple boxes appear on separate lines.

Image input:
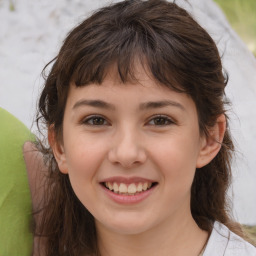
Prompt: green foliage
<box><xmin>214</xmin><ymin>0</ymin><xmax>256</xmax><ymax>56</ymax></box>
<box><xmin>9</xmin><ymin>0</ymin><xmax>15</xmax><ymax>11</ymax></box>
<box><xmin>243</xmin><ymin>225</ymin><xmax>256</xmax><ymax>246</ymax></box>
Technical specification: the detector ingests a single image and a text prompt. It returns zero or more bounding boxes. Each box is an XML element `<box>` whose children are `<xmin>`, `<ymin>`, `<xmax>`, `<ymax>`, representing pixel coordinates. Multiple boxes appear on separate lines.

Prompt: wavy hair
<box><xmin>35</xmin><ymin>0</ymin><xmax>246</xmax><ymax>255</ymax></box>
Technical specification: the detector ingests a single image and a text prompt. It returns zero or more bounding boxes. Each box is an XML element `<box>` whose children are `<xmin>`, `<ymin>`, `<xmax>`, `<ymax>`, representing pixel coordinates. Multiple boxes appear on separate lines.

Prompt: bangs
<box><xmin>56</xmin><ymin>0</ymin><xmax>223</xmax><ymax>98</ymax></box>
<box><xmin>49</xmin><ymin>0</ymin><xmax>226</xmax><ymax>135</ymax></box>
<box><xmin>66</xmin><ymin>14</ymin><xmax>187</xmax><ymax>92</ymax></box>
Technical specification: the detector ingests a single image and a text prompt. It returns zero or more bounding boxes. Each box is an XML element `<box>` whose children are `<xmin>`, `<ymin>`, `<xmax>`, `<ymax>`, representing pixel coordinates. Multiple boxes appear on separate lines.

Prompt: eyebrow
<box><xmin>139</xmin><ymin>100</ymin><xmax>185</xmax><ymax>111</ymax></box>
<box><xmin>73</xmin><ymin>99</ymin><xmax>185</xmax><ymax>111</ymax></box>
<box><xmin>73</xmin><ymin>100</ymin><xmax>115</xmax><ymax>110</ymax></box>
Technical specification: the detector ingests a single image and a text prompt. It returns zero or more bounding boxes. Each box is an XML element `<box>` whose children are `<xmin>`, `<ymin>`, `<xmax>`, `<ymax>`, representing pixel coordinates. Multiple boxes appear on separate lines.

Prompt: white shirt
<box><xmin>203</xmin><ymin>221</ymin><xmax>256</xmax><ymax>256</ymax></box>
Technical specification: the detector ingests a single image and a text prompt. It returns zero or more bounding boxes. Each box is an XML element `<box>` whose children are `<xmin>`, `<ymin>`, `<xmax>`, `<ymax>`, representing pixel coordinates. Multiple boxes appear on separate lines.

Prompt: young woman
<box><xmin>24</xmin><ymin>0</ymin><xmax>256</xmax><ymax>255</ymax></box>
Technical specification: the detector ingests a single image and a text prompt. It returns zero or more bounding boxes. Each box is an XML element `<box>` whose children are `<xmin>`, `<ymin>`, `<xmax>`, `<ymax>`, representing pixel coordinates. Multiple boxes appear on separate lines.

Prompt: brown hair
<box><xmin>36</xmin><ymin>0</ymin><xmax>246</xmax><ymax>255</ymax></box>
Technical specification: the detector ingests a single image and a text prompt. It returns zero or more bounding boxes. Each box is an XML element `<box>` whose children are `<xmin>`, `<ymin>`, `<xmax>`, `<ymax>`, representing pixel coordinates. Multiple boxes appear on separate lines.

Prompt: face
<box><xmin>53</xmin><ymin>69</ymin><xmax>208</xmax><ymax>236</ymax></box>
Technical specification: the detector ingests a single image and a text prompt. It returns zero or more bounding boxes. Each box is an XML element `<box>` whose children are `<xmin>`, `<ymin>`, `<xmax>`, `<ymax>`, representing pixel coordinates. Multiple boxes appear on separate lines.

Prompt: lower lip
<box><xmin>101</xmin><ymin>185</ymin><xmax>156</xmax><ymax>205</ymax></box>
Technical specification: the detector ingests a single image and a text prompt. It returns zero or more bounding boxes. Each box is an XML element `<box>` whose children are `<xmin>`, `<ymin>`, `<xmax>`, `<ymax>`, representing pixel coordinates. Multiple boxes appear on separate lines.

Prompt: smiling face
<box><xmin>51</xmin><ymin>69</ymin><xmax>213</xmax><ymax>237</ymax></box>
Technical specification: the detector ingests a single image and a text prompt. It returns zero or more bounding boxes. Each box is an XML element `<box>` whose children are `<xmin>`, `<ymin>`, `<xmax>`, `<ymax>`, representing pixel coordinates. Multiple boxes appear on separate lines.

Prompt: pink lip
<box><xmin>100</xmin><ymin>182</ymin><xmax>157</xmax><ymax>205</ymax></box>
<box><xmin>101</xmin><ymin>176</ymin><xmax>156</xmax><ymax>184</ymax></box>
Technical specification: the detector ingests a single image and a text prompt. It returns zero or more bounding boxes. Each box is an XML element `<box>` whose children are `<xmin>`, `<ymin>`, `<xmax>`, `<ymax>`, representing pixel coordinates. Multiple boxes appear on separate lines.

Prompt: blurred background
<box><xmin>210</xmin><ymin>0</ymin><xmax>256</xmax><ymax>240</ymax></box>
<box><xmin>0</xmin><ymin>0</ymin><xmax>256</xmax><ymax>238</ymax></box>
<box><xmin>214</xmin><ymin>0</ymin><xmax>256</xmax><ymax>56</ymax></box>
<box><xmin>7</xmin><ymin>0</ymin><xmax>256</xmax><ymax>54</ymax></box>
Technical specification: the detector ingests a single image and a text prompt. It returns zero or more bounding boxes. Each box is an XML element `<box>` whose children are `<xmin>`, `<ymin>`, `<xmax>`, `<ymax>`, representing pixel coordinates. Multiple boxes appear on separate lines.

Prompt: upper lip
<box><xmin>100</xmin><ymin>176</ymin><xmax>157</xmax><ymax>184</ymax></box>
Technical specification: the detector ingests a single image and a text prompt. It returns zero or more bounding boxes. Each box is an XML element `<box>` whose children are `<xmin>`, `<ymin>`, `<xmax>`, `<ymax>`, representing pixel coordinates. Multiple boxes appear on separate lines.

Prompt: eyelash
<box><xmin>81</xmin><ymin>115</ymin><xmax>175</xmax><ymax>127</ymax></box>
<box><xmin>82</xmin><ymin>115</ymin><xmax>109</xmax><ymax>126</ymax></box>
<box><xmin>147</xmin><ymin>115</ymin><xmax>175</xmax><ymax>126</ymax></box>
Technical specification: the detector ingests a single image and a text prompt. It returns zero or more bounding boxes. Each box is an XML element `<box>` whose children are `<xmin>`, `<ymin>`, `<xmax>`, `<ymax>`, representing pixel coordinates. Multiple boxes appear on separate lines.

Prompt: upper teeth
<box><xmin>105</xmin><ymin>182</ymin><xmax>152</xmax><ymax>194</ymax></box>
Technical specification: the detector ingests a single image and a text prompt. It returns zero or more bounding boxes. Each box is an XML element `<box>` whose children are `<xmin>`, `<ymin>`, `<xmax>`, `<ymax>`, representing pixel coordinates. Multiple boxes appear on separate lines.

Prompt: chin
<box><xmin>96</xmin><ymin>215</ymin><xmax>154</xmax><ymax>236</ymax></box>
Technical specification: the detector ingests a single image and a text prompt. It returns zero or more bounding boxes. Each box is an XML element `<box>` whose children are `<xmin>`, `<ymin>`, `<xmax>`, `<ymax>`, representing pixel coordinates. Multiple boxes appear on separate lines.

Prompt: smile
<box><xmin>103</xmin><ymin>182</ymin><xmax>155</xmax><ymax>195</ymax></box>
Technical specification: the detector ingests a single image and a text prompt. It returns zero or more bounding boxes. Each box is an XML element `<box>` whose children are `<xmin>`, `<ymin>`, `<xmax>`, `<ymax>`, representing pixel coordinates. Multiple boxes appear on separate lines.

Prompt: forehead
<box><xmin>67</xmin><ymin>68</ymin><xmax>197</xmax><ymax>117</ymax></box>
<box><xmin>70</xmin><ymin>63</ymin><xmax>182</xmax><ymax>98</ymax></box>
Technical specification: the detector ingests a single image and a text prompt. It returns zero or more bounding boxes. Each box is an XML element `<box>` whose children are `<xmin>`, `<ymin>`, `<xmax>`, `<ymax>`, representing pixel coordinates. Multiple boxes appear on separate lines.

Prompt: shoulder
<box><xmin>23</xmin><ymin>141</ymin><xmax>47</xmax><ymax>212</ymax></box>
<box><xmin>0</xmin><ymin>108</ymin><xmax>33</xmax><ymax>254</ymax></box>
<box><xmin>204</xmin><ymin>221</ymin><xmax>256</xmax><ymax>256</ymax></box>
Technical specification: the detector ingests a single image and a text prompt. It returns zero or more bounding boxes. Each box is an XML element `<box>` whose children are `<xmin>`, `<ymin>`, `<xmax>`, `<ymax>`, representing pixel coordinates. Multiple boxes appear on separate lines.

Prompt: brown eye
<box><xmin>83</xmin><ymin>116</ymin><xmax>108</xmax><ymax>126</ymax></box>
<box><xmin>148</xmin><ymin>116</ymin><xmax>173</xmax><ymax>126</ymax></box>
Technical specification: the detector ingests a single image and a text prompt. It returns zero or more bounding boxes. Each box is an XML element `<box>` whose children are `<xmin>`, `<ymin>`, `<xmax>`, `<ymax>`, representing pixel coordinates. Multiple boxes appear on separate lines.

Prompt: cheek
<box><xmin>64</xmin><ymin>135</ymin><xmax>108</xmax><ymax>186</ymax></box>
<box><xmin>149</xmin><ymin>134</ymin><xmax>200</xmax><ymax>184</ymax></box>
<box><xmin>65</xmin><ymin>140</ymin><xmax>107</xmax><ymax>207</ymax></box>
<box><xmin>152</xmin><ymin>141</ymin><xmax>198</xmax><ymax>212</ymax></box>
<box><xmin>67</xmin><ymin>146</ymin><xmax>104</xmax><ymax>175</ymax></box>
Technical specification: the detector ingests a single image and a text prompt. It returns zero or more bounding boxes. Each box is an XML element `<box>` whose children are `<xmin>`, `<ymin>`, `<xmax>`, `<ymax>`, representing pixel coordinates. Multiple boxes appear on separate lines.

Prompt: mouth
<box><xmin>101</xmin><ymin>181</ymin><xmax>158</xmax><ymax>196</ymax></box>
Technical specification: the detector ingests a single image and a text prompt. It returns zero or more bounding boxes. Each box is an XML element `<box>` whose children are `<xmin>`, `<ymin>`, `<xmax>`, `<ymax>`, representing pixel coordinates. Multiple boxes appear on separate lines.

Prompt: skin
<box><xmin>23</xmin><ymin>142</ymin><xmax>47</xmax><ymax>256</ymax></box>
<box><xmin>45</xmin><ymin>67</ymin><xmax>225</xmax><ymax>256</ymax></box>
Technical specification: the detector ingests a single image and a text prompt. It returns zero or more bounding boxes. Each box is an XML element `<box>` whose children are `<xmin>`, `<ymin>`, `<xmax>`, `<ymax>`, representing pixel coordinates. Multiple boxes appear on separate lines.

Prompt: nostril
<box><xmin>107</xmin><ymin>141</ymin><xmax>147</xmax><ymax>167</ymax></box>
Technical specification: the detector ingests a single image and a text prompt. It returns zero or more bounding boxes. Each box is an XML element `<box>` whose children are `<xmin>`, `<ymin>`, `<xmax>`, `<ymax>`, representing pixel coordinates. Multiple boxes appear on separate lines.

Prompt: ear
<box><xmin>48</xmin><ymin>127</ymin><xmax>68</xmax><ymax>174</ymax></box>
<box><xmin>196</xmin><ymin>114</ymin><xmax>226</xmax><ymax>168</ymax></box>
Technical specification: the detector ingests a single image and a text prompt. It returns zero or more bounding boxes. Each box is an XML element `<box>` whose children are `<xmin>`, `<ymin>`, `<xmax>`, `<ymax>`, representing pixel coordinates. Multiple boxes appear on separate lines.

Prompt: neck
<box><xmin>96</xmin><ymin>210</ymin><xmax>209</xmax><ymax>256</ymax></box>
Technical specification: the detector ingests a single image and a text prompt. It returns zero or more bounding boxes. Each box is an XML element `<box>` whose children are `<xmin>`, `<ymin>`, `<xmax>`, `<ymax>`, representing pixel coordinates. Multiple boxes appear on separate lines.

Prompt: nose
<box><xmin>108</xmin><ymin>127</ymin><xmax>147</xmax><ymax>168</ymax></box>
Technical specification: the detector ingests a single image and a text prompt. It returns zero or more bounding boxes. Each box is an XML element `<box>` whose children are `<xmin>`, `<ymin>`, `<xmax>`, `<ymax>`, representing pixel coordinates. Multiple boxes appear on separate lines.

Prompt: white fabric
<box><xmin>0</xmin><ymin>0</ymin><xmax>256</xmax><ymax>224</ymax></box>
<box><xmin>203</xmin><ymin>221</ymin><xmax>256</xmax><ymax>255</ymax></box>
